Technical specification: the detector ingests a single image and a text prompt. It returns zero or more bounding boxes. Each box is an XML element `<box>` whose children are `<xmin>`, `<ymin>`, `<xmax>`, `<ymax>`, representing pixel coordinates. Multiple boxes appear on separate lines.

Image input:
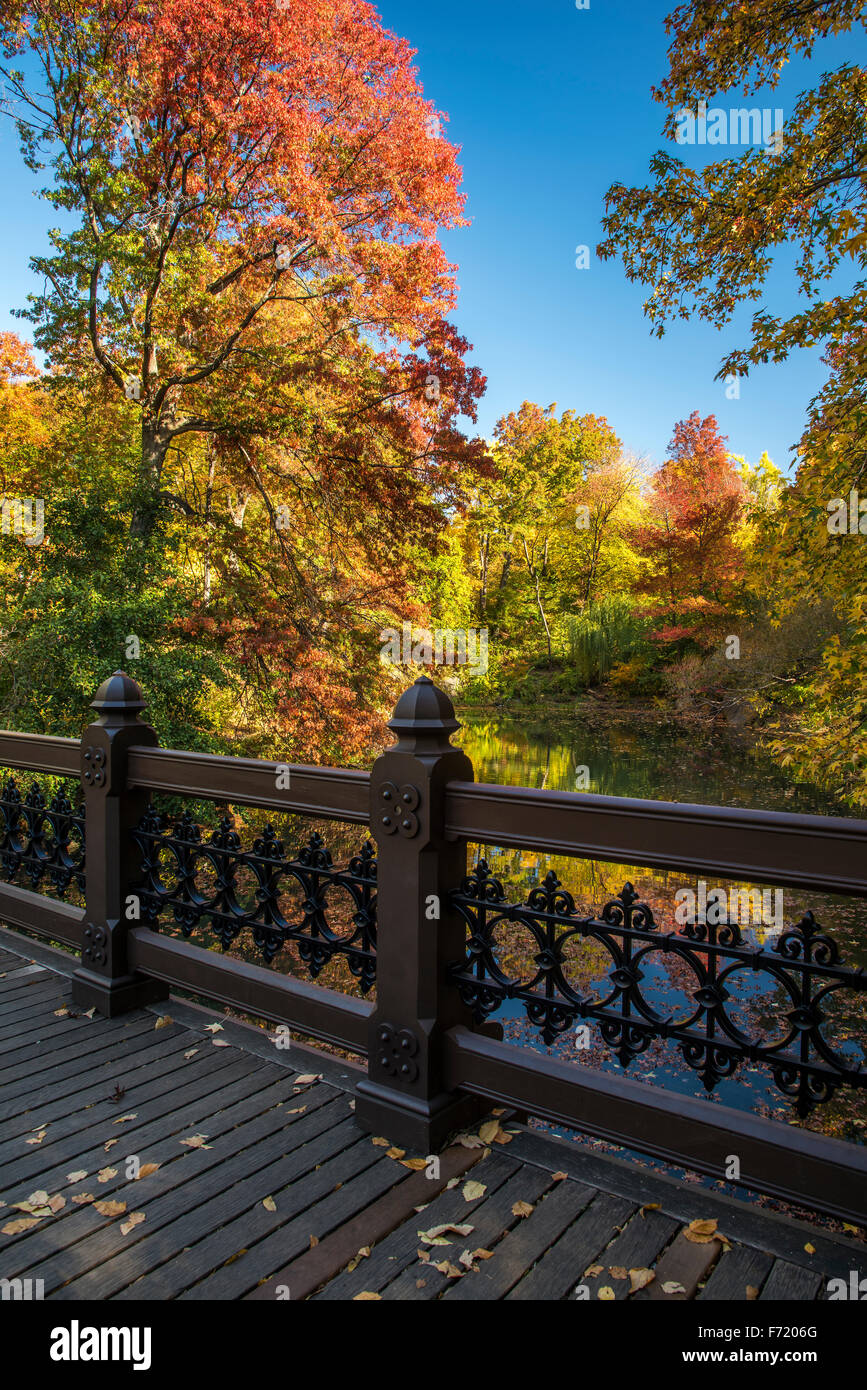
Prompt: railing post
<box><xmin>70</xmin><ymin>670</ymin><xmax>169</xmax><ymax>1017</ymax></box>
<box><xmin>355</xmin><ymin>674</ymin><xmax>484</xmax><ymax>1151</ymax></box>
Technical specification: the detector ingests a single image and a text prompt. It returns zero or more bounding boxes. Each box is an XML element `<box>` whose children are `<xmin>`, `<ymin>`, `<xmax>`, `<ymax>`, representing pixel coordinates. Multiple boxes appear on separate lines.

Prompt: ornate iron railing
<box><xmin>130</xmin><ymin>808</ymin><xmax>377</xmax><ymax>990</ymax></box>
<box><xmin>0</xmin><ymin>773</ymin><xmax>86</xmax><ymax>898</ymax></box>
<box><xmin>449</xmin><ymin>861</ymin><xmax>866</xmax><ymax>1118</ymax></box>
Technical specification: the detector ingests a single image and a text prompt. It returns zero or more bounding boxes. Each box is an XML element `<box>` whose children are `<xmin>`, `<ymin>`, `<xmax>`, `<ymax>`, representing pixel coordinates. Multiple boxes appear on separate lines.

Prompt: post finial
<box><xmin>387</xmin><ymin>673</ymin><xmax>461</xmax><ymax>753</ymax></box>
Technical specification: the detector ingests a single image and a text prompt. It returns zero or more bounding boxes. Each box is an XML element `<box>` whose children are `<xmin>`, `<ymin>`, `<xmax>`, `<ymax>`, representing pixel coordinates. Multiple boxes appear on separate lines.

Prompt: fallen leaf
<box><xmin>416</xmin><ymin>1279</ymin><xmax>426</xmax><ymax>1289</ymax></box>
<box><xmin>418</xmin><ymin>1223</ymin><xmax>474</xmax><ymax>1246</ymax></box>
<box><xmin>204</xmin><ymin>1022</ymin><xmax>224</xmax><ymax>1033</ymax></box>
<box><xmin>293</xmin><ymin>1074</ymin><xmax>322</xmax><ymax>1086</ymax></box>
<box><xmin>662</xmin><ymin>1281</ymin><xmax>686</xmax><ymax>1295</ymax></box>
<box><xmin>262</xmin><ymin>1196</ymin><xmax>277</xmax><ymax>1212</ymax></box>
<box><xmin>609</xmin><ymin>1266</ymin><xmax>628</xmax><ymax>1279</ymax></box>
<box><xmin>417</xmin><ymin>1248</ymin><xmax>431</xmax><ymax>1263</ymax></box>
<box><xmin>136</xmin><ymin>1163</ymin><xmax>160</xmax><ymax>1179</ymax></box>
<box><xmin>684</xmin><ymin>1218</ymin><xmax>718</xmax><ymax>1244</ymax></box>
<box><xmin>83</xmin><ymin>1007</ymin><xmax>96</xmax><ymax>1018</ymax></box>
<box><xmin>479</xmin><ymin>1121</ymin><xmax>500</xmax><ymax>1144</ymax></box>
<box><xmin>454</xmin><ymin>1132</ymin><xmax>484</xmax><ymax>1149</ymax></box>
<box><xmin>211</xmin><ymin>1039</ymin><xmax>229</xmax><ymax>1047</ymax></box>
<box><xmin>445</xmin><ymin>1177</ymin><xmax>460</xmax><ymax>1190</ymax></box>
<box><xmin>48</xmin><ymin>1195</ymin><xmax>66</xmax><ymax>1213</ymax></box>
<box><xmin>804</xmin><ymin>1243</ymin><xmax>816</xmax><ymax>1255</ymax></box>
<box><xmin>746</xmin><ymin>1285</ymin><xmax>759</xmax><ymax>1300</ymax></box>
<box><xmin>584</xmin><ymin>1264</ymin><xmax>604</xmax><ymax>1277</ymax></box>
<box><xmin>154</xmin><ymin>1015</ymin><xmax>172</xmax><ymax>1030</ymax></box>
<box><xmin>399</xmin><ymin>1158</ymin><xmax>428</xmax><ymax>1170</ymax></box>
<box><xmin>353</xmin><ymin>1292</ymin><xmax>381</xmax><ymax>1300</ymax></box>
<box><xmin>113</xmin><ymin>1114</ymin><xmax>137</xmax><ymax>1125</ymax></box>
<box><xmin>286</xmin><ymin>1106</ymin><xmax>307</xmax><ymax>1116</ymax></box>
<box><xmin>598</xmin><ymin>1286</ymin><xmax>615</xmax><ymax>1300</ymax></box>
<box><xmin>434</xmin><ymin>1261</ymin><xmax>465</xmax><ymax>1278</ymax></box>
<box><xmin>2</xmin><ymin>1217</ymin><xmax>41</xmax><ymax>1234</ymax></box>
<box><xmin>103</xmin><ymin>1139</ymin><xmax>119</xmax><ymax>1152</ymax></box>
<box><xmin>97</xmin><ymin>1167</ymin><xmax>117</xmax><ymax>1183</ymax></box>
<box><xmin>66</xmin><ymin>1170</ymin><xmax>88</xmax><ymax>1183</ymax></box>
<box><xmin>371</xmin><ymin>1137</ymin><xmax>390</xmax><ymax>1147</ymax></box>
<box><xmin>628</xmin><ymin>1268</ymin><xmax>655</xmax><ymax>1293</ymax></box>
<box><xmin>25</xmin><ymin>1130</ymin><xmax>47</xmax><ymax>1145</ymax></box>
<box><xmin>552</xmin><ymin>1171</ymin><xmax>568</xmax><ymax>1182</ymax></box>
<box><xmin>309</xmin><ymin>1234</ymin><xmax>319</xmax><ymax>1249</ymax></box>
<box><xmin>492</xmin><ymin>1131</ymin><xmax>513</xmax><ymax>1145</ymax></box>
<box><xmin>180</xmin><ymin>1134</ymin><xmax>211</xmax><ymax>1149</ymax></box>
<box><xmin>511</xmin><ymin>1201</ymin><xmax>534</xmax><ymax>1218</ymax></box>
<box><xmin>462</xmin><ymin>1180</ymin><xmax>487</xmax><ymax>1202</ymax></box>
<box><xmin>639</xmin><ymin>1203</ymin><xmax>661</xmax><ymax>1217</ymax></box>
<box><xmin>386</xmin><ymin>1147</ymin><xmax>405</xmax><ymax>1160</ymax></box>
<box><xmin>120</xmin><ymin>1212</ymin><xmax>146</xmax><ymax>1236</ymax></box>
<box><xmin>71</xmin><ymin>1193</ymin><xmax>94</xmax><ymax>1205</ymax></box>
<box><xmin>54</xmin><ymin>1007</ymin><xmax>69</xmax><ymax>1016</ymax></box>
<box><xmin>184</xmin><ymin>1049</ymin><xmax>199</xmax><ymax>1059</ymax></box>
<box><xmin>93</xmin><ymin>1200</ymin><xmax>127</xmax><ymax>1217</ymax></box>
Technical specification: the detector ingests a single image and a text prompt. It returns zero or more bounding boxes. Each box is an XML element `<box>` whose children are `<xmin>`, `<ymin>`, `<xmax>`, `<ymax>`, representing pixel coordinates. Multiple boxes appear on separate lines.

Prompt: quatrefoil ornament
<box><xmin>376</xmin><ymin>1023</ymin><xmax>420</xmax><ymax>1083</ymax></box>
<box><xmin>377</xmin><ymin>781</ymin><xmax>420</xmax><ymax>838</ymax></box>
<box><xmin>82</xmin><ymin>745</ymin><xmax>106</xmax><ymax>787</ymax></box>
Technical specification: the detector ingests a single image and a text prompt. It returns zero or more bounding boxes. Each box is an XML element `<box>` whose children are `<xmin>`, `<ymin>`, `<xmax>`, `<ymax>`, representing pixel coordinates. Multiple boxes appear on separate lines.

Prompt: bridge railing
<box><xmin>0</xmin><ymin>668</ymin><xmax>865</xmax><ymax>1224</ymax></box>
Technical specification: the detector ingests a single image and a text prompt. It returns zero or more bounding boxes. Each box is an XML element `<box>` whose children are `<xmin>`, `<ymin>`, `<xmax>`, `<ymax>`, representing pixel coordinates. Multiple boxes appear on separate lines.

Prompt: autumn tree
<box><xmin>633</xmin><ymin>412</ymin><xmax>745</xmax><ymax>648</ymax></box>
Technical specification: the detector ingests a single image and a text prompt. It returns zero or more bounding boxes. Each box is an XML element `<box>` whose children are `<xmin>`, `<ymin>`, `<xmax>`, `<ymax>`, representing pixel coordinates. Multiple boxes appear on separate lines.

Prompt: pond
<box><xmin>451</xmin><ymin>706</ymin><xmax>867</xmax><ymax>1191</ymax></box>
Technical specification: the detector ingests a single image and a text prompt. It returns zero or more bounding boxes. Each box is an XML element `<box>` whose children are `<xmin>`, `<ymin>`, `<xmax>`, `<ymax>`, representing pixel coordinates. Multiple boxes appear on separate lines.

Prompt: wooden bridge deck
<box><xmin>1</xmin><ymin>929</ymin><xmax>864</xmax><ymax>1303</ymax></box>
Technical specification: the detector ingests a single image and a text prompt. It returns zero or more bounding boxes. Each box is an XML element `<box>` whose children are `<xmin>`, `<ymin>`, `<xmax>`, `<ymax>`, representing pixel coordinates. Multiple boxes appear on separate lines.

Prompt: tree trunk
<box><xmin>130</xmin><ymin>416</ymin><xmax>173</xmax><ymax>540</ymax></box>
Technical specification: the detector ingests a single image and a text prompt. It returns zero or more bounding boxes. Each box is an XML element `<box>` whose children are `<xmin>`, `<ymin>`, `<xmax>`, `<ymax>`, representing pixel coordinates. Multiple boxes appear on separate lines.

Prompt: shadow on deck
<box><xmin>1</xmin><ymin>930</ymin><xmax>864</xmax><ymax>1303</ymax></box>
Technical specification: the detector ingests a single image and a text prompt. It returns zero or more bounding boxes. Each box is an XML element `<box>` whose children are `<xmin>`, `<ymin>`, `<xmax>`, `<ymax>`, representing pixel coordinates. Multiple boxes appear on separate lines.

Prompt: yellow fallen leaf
<box><xmin>286</xmin><ymin>1106</ymin><xmax>307</xmax><ymax>1115</ymax></box>
<box><xmin>386</xmin><ymin>1147</ymin><xmax>405</xmax><ymax>1160</ymax></box>
<box><xmin>472</xmin><ymin>1248</ymin><xmax>494</xmax><ymax>1260</ymax></box>
<box><xmin>71</xmin><ymin>1193</ymin><xmax>94</xmax><ymax>1205</ymax></box>
<box><xmin>746</xmin><ymin>1285</ymin><xmax>759</xmax><ymax>1300</ymax></box>
<box><xmin>629</xmin><ymin>1268</ymin><xmax>655</xmax><ymax>1293</ymax></box>
<box><xmin>609</xmin><ymin>1266</ymin><xmax>628</xmax><ymax>1279</ymax></box>
<box><xmin>584</xmin><ymin>1263</ymin><xmax>604</xmax><ymax>1277</ymax></box>
<box><xmin>479</xmin><ymin>1121</ymin><xmax>500</xmax><ymax>1144</ymax></box>
<box><xmin>511</xmin><ymin>1201</ymin><xmax>534</xmax><ymax>1218</ymax></box>
<box><xmin>462</xmin><ymin>1181</ymin><xmax>487</xmax><ymax>1202</ymax></box>
<box><xmin>25</xmin><ymin>1130</ymin><xmax>47</xmax><ymax>1145</ymax></box>
<box><xmin>211</xmin><ymin>1039</ymin><xmax>230</xmax><ymax>1047</ymax></box>
<box><xmin>120</xmin><ymin>1212</ymin><xmax>146</xmax><ymax>1236</ymax></box>
<box><xmin>179</xmin><ymin>1134</ymin><xmax>211</xmax><ymax>1149</ymax></box>
<box><xmin>54</xmin><ymin>1007</ymin><xmax>69</xmax><ymax>1016</ymax></box>
<box><xmin>639</xmin><ymin>1202</ymin><xmax>661</xmax><ymax>1217</ymax></box>
<box><xmin>684</xmin><ymin>1218</ymin><xmax>718</xmax><ymax>1244</ymax></box>
<box><xmin>97</xmin><ymin>1167</ymin><xmax>117</xmax><ymax>1183</ymax></box>
<box><xmin>598</xmin><ymin>1286</ymin><xmax>615</xmax><ymax>1300</ymax></box>
<box><xmin>66</xmin><ymin>1170</ymin><xmax>88</xmax><ymax>1183</ymax></box>
<box><xmin>84</xmin><ymin>1007</ymin><xmax>96</xmax><ymax>1018</ymax></box>
<box><xmin>93</xmin><ymin>1200</ymin><xmax>127</xmax><ymax>1217</ymax></box>
<box><xmin>309</xmin><ymin>1235</ymin><xmax>319</xmax><ymax>1249</ymax></box>
<box><xmin>113</xmin><ymin>1114</ymin><xmax>137</xmax><ymax>1124</ymax></box>
<box><xmin>262</xmin><ymin>1196</ymin><xmax>277</xmax><ymax>1212</ymax></box>
<box><xmin>154</xmin><ymin>1015</ymin><xmax>172</xmax><ymax>1030</ymax></box>
<box><xmin>454</xmin><ymin>1132</ymin><xmax>484</xmax><ymax>1149</ymax></box>
<box><xmin>136</xmin><ymin>1163</ymin><xmax>160</xmax><ymax>1179</ymax></box>
<box><xmin>293</xmin><ymin>1074</ymin><xmax>322</xmax><ymax>1085</ymax></box>
<box><xmin>804</xmin><ymin>1243</ymin><xmax>816</xmax><ymax>1255</ymax></box>
<box><xmin>2</xmin><ymin>1217</ymin><xmax>41</xmax><ymax>1234</ymax></box>
<box><xmin>434</xmin><ymin>1261</ymin><xmax>464</xmax><ymax>1278</ymax></box>
<box><xmin>48</xmin><ymin>1195</ymin><xmax>66</xmax><ymax>1213</ymax></box>
<box><xmin>418</xmin><ymin>1223</ymin><xmax>474</xmax><ymax>1245</ymax></box>
<box><xmin>371</xmin><ymin>1137</ymin><xmax>390</xmax><ymax>1147</ymax></box>
<box><xmin>353</xmin><ymin>1292</ymin><xmax>381</xmax><ymax>1300</ymax></box>
<box><xmin>662</xmin><ymin>1281</ymin><xmax>686</xmax><ymax>1295</ymax></box>
<box><xmin>552</xmin><ymin>1171</ymin><xmax>568</xmax><ymax>1181</ymax></box>
<box><xmin>492</xmin><ymin>1131</ymin><xmax>513</xmax><ymax>1144</ymax></box>
<box><xmin>399</xmin><ymin>1158</ymin><xmax>428</xmax><ymax>1170</ymax></box>
<box><xmin>204</xmin><ymin>1022</ymin><xmax>224</xmax><ymax>1033</ymax></box>
<box><xmin>103</xmin><ymin>1139</ymin><xmax>119</xmax><ymax>1152</ymax></box>
<box><xmin>184</xmin><ymin>1048</ymin><xmax>199</xmax><ymax>1058</ymax></box>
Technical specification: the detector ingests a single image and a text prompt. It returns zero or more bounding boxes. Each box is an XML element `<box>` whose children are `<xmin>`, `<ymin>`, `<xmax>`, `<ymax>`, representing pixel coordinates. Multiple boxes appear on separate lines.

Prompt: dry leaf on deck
<box><xmin>628</xmin><ymin>1268</ymin><xmax>655</xmax><ymax>1293</ymax></box>
<box><xmin>113</xmin><ymin>1114</ymin><xmax>137</xmax><ymax>1124</ymax></box>
<box><xmin>552</xmin><ymin>1171</ymin><xmax>568</xmax><ymax>1182</ymax></box>
<box><xmin>120</xmin><ymin>1212</ymin><xmax>146</xmax><ymax>1236</ymax></box>
<box><xmin>371</xmin><ymin>1137</ymin><xmax>390</xmax><ymax>1147</ymax></box>
<box><xmin>153</xmin><ymin>1015</ymin><xmax>172</xmax><ymax>1030</ymax></box>
<box><xmin>2</xmin><ymin>1217</ymin><xmax>41</xmax><ymax>1234</ymax></box>
<box><xmin>66</xmin><ymin>1170</ymin><xmax>88</xmax><ymax>1183</ymax></box>
<box><xmin>511</xmin><ymin>1201</ymin><xmax>534</xmax><ymax>1218</ymax></box>
<box><xmin>684</xmin><ymin>1218</ymin><xmax>718</xmax><ymax>1244</ymax></box>
<box><xmin>353</xmin><ymin>1291</ymin><xmax>381</xmax><ymax>1300</ymax></box>
<box><xmin>262</xmin><ymin>1196</ymin><xmax>277</xmax><ymax>1212</ymax></box>
<box><xmin>136</xmin><ymin>1163</ymin><xmax>160</xmax><ymax>1179</ymax></box>
<box><xmin>584</xmin><ymin>1264</ymin><xmax>604</xmax><ymax>1277</ymax></box>
<box><xmin>179</xmin><ymin>1134</ymin><xmax>211</xmax><ymax>1149</ymax></box>
<box><xmin>598</xmin><ymin>1286</ymin><xmax>615</xmax><ymax>1300</ymax></box>
<box><xmin>71</xmin><ymin>1193</ymin><xmax>94</xmax><ymax>1205</ymax></box>
<box><xmin>386</xmin><ymin>1147</ymin><xmax>405</xmax><ymax>1160</ymax></box>
<box><xmin>746</xmin><ymin>1285</ymin><xmax>759</xmax><ymax>1300</ymax></box>
<box><xmin>204</xmin><ymin>1022</ymin><xmax>223</xmax><ymax>1033</ymax></box>
<box><xmin>293</xmin><ymin>1074</ymin><xmax>322</xmax><ymax>1086</ymax></box>
<box><xmin>97</xmin><ymin>1167</ymin><xmax>117</xmax><ymax>1183</ymax></box>
<box><xmin>103</xmin><ymin>1139</ymin><xmax>119</xmax><ymax>1152</ymax></box>
<box><xmin>93</xmin><ymin>1200</ymin><xmax>127</xmax><ymax>1217</ymax></box>
<box><xmin>662</xmin><ymin>1281</ymin><xmax>686</xmax><ymax>1295</ymax></box>
<box><xmin>462</xmin><ymin>1181</ymin><xmax>486</xmax><ymax>1202</ymax></box>
<box><xmin>184</xmin><ymin>1049</ymin><xmax>199</xmax><ymax>1059</ymax></box>
<box><xmin>478</xmin><ymin>1121</ymin><xmax>500</xmax><ymax>1144</ymax></box>
<box><xmin>399</xmin><ymin>1158</ymin><xmax>428</xmax><ymax>1171</ymax></box>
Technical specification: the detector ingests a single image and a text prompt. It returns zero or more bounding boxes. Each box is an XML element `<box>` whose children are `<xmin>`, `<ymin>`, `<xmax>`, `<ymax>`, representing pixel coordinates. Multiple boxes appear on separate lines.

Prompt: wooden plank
<box><xmin>760</xmin><ymin>1260</ymin><xmax>823</xmax><ymax>1301</ymax></box>
<box><xmin>314</xmin><ymin>1153</ymin><xmax>520</xmax><ymax>1301</ymax></box>
<box><xmin>0</xmin><ymin>964</ymin><xmax>49</xmax><ymax>990</ymax></box>
<box><xmin>42</xmin><ymin>1101</ymin><xmax>352</xmax><ymax>1297</ymax></box>
<box><xmin>698</xmin><ymin>1246</ymin><xmax>775</xmax><ymax>1301</ymax></box>
<box><xmin>1</xmin><ymin>1070</ymin><xmax>326</xmax><ymax>1280</ymax></box>
<box><xmin>122</xmin><ymin>1129</ymin><xmax>389</xmax><ymax>1300</ymax></box>
<box><xmin>385</xmin><ymin>1164</ymin><xmax>555</xmax><ymax>1302</ymax></box>
<box><xmin>179</xmin><ymin>1145</ymin><xmax>415</xmax><ymax>1301</ymax></box>
<box><xmin>0</xmin><ymin>1013</ymin><xmax>164</xmax><ymax>1086</ymax></box>
<box><xmin>443</xmin><ymin>1178</ymin><xmax>595</xmax><ymax>1301</ymax></box>
<box><xmin>0</xmin><ymin>1048</ymin><xmax>251</xmax><ymax>1187</ymax></box>
<box><xmin>506</xmin><ymin>1191</ymin><xmax>636</xmax><ymax>1301</ymax></box>
<box><xmin>569</xmin><ymin>1208</ymin><xmax>680</xmax><ymax>1300</ymax></box>
<box><xmin>247</xmin><ymin>1143</ymin><xmax>486</xmax><ymax>1301</ymax></box>
<box><xmin>635</xmin><ymin>1232</ymin><xmax>722</xmax><ymax>1300</ymax></box>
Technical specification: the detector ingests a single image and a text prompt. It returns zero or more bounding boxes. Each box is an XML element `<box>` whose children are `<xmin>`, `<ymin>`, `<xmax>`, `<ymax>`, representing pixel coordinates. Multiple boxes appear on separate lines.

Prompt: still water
<box><xmin>451</xmin><ymin>708</ymin><xmax>866</xmax><ymax>1167</ymax></box>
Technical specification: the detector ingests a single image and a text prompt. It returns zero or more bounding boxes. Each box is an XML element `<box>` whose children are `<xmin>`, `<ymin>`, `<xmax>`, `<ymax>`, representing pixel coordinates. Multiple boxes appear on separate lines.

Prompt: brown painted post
<box><xmin>70</xmin><ymin>671</ymin><xmax>169</xmax><ymax>1017</ymax></box>
<box><xmin>355</xmin><ymin>675</ymin><xmax>485</xmax><ymax>1151</ymax></box>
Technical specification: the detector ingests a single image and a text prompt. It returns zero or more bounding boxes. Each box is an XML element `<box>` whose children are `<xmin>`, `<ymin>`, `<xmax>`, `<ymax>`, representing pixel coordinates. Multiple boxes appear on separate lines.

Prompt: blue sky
<box><xmin>0</xmin><ymin>0</ymin><xmax>861</xmax><ymax>475</ymax></box>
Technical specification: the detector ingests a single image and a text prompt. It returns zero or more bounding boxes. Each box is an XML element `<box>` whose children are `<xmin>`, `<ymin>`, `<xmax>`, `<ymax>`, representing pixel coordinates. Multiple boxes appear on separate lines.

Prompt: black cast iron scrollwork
<box><xmin>449</xmin><ymin>860</ymin><xmax>866</xmax><ymax>1117</ymax></box>
<box><xmin>0</xmin><ymin>775</ymin><xmax>86</xmax><ymax>897</ymax></box>
<box><xmin>130</xmin><ymin>810</ymin><xmax>377</xmax><ymax>990</ymax></box>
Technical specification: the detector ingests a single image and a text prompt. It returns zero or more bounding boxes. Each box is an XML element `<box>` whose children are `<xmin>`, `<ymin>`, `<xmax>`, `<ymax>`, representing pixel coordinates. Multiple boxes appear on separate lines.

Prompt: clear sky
<box><xmin>0</xmin><ymin>0</ymin><xmax>861</xmax><ymax>475</ymax></box>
